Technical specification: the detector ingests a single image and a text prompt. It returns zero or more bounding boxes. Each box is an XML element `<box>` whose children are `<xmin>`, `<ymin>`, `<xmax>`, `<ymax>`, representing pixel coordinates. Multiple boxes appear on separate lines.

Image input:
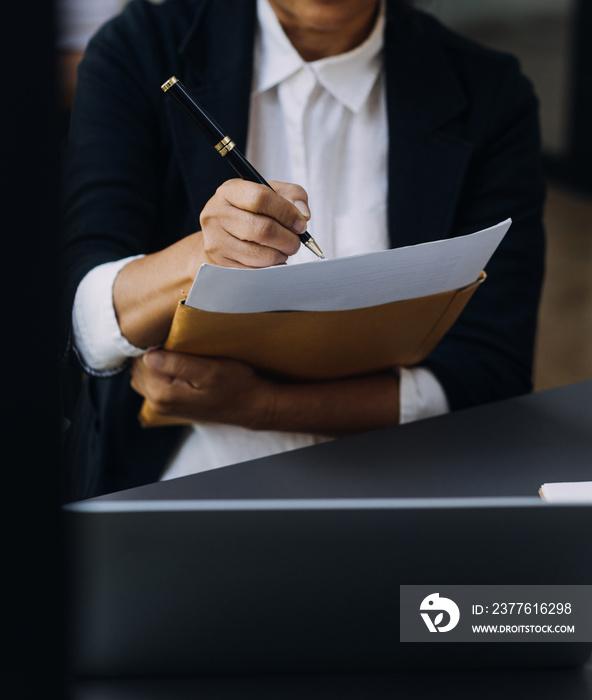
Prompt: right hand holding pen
<box><xmin>198</xmin><ymin>179</ymin><xmax>311</xmax><ymax>268</ymax></box>
<box><xmin>112</xmin><ymin>180</ymin><xmax>310</xmax><ymax>349</ymax></box>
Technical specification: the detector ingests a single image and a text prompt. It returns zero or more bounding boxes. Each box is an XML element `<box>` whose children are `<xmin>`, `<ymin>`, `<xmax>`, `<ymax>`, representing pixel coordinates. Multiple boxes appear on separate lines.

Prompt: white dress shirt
<box><xmin>72</xmin><ymin>0</ymin><xmax>449</xmax><ymax>480</ymax></box>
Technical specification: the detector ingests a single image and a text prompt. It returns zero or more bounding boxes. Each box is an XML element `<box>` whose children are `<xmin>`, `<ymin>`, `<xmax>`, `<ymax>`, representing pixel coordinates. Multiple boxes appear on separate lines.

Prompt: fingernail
<box><xmin>294</xmin><ymin>200</ymin><xmax>311</xmax><ymax>218</ymax></box>
<box><xmin>144</xmin><ymin>350</ymin><xmax>163</xmax><ymax>370</ymax></box>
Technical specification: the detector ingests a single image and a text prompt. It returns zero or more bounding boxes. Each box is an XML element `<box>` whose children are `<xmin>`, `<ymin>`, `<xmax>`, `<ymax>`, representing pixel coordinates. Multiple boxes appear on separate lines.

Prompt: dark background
<box><xmin>0</xmin><ymin>0</ymin><xmax>64</xmax><ymax>697</ymax></box>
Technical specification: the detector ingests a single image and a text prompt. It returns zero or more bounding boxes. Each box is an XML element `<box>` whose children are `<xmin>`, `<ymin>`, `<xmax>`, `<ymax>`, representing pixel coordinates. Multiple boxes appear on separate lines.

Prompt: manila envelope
<box><xmin>139</xmin><ymin>272</ymin><xmax>485</xmax><ymax>427</ymax></box>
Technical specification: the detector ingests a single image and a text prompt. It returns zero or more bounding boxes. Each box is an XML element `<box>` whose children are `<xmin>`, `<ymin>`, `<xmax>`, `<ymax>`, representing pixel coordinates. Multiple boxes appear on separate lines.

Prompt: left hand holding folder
<box><xmin>131</xmin><ymin>350</ymin><xmax>272</xmax><ymax>429</ymax></box>
<box><xmin>131</xmin><ymin>348</ymin><xmax>401</xmax><ymax>435</ymax></box>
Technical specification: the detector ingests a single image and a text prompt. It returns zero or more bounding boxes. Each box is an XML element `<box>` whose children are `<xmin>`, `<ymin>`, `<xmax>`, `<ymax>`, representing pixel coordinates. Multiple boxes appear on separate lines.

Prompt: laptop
<box><xmin>65</xmin><ymin>496</ymin><xmax>592</xmax><ymax>677</ymax></box>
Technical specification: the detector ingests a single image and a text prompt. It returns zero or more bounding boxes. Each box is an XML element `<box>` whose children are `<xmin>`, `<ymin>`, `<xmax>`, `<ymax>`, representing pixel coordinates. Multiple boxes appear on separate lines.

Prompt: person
<box><xmin>60</xmin><ymin>0</ymin><xmax>545</xmax><ymax>500</ymax></box>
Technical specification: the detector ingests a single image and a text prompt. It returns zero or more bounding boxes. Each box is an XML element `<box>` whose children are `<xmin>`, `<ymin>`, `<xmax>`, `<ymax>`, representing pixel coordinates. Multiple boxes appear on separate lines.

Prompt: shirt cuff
<box><xmin>56</xmin><ymin>0</ymin><xmax>124</xmax><ymax>50</ymax></box>
<box><xmin>72</xmin><ymin>255</ymin><xmax>149</xmax><ymax>374</ymax></box>
<box><xmin>399</xmin><ymin>366</ymin><xmax>450</xmax><ymax>424</ymax></box>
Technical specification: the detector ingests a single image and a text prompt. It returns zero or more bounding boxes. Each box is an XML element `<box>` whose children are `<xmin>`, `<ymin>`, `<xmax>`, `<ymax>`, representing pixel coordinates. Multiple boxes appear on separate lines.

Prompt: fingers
<box><xmin>199</xmin><ymin>179</ymin><xmax>311</xmax><ymax>268</ymax></box>
<box><xmin>130</xmin><ymin>351</ymin><xmax>209</xmax><ymax>417</ymax></box>
<box><xmin>142</xmin><ymin>349</ymin><xmax>216</xmax><ymax>384</ymax></box>
<box><xmin>131</xmin><ymin>350</ymin><xmax>212</xmax><ymax>393</ymax></box>
<box><xmin>129</xmin><ymin>350</ymin><xmax>270</xmax><ymax>428</ymax></box>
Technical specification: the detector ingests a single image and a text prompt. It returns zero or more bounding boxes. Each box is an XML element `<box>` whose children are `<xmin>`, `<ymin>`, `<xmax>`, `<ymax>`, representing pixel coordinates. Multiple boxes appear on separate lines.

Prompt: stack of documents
<box><xmin>539</xmin><ymin>482</ymin><xmax>592</xmax><ymax>503</ymax></box>
<box><xmin>140</xmin><ymin>219</ymin><xmax>511</xmax><ymax>427</ymax></box>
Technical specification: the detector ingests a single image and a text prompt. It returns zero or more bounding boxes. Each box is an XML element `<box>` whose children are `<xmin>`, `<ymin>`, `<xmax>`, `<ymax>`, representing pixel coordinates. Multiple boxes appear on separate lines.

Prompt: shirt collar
<box><xmin>254</xmin><ymin>0</ymin><xmax>385</xmax><ymax>113</ymax></box>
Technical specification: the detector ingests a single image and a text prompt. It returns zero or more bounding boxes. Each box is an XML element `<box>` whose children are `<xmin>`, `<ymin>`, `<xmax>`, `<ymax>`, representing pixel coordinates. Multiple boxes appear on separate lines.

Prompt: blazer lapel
<box><xmin>166</xmin><ymin>0</ymin><xmax>258</xmax><ymax>221</ymax></box>
<box><xmin>384</xmin><ymin>8</ymin><xmax>473</xmax><ymax>248</ymax></box>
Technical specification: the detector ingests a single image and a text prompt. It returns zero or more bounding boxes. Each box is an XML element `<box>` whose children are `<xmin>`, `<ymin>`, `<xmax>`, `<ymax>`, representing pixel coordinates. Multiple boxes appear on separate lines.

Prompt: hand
<box><xmin>199</xmin><ymin>179</ymin><xmax>311</xmax><ymax>268</ymax></box>
<box><xmin>112</xmin><ymin>179</ymin><xmax>311</xmax><ymax>349</ymax></box>
<box><xmin>130</xmin><ymin>350</ymin><xmax>276</xmax><ymax>428</ymax></box>
<box><xmin>131</xmin><ymin>350</ymin><xmax>401</xmax><ymax>436</ymax></box>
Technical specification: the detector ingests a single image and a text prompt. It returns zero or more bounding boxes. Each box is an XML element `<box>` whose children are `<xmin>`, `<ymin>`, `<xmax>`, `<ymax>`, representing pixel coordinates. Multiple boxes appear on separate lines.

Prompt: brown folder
<box><xmin>139</xmin><ymin>272</ymin><xmax>485</xmax><ymax>427</ymax></box>
<box><xmin>140</xmin><ymin>272</ymin><xmax>486</xmax><ymax>427</ymax></box>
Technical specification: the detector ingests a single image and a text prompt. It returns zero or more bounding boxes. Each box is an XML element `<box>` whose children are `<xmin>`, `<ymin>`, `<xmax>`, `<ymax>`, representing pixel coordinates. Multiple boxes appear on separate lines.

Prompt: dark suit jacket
<box><xmin>60</xmin><ymin>0</ymin><xmax>545</xmax><ymax>499</ymax></box>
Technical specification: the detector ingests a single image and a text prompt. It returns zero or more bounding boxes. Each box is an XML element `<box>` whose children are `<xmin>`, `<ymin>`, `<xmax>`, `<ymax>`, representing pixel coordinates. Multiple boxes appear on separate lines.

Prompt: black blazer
<box><xmin>61</xmin><ymin>0</ymin><xmax>545</xmax><ymax>499</ymax></box>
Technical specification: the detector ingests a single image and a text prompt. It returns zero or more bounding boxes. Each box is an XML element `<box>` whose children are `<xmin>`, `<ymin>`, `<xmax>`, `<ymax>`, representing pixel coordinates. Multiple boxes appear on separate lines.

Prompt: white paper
<box><xmin>539</xmin><ymin>482</ymin><xmax>592</xmax><ymax>503</ymax></box>
<box><xmin>185</xmin><ymin>219</ymin><xmax>511</xmax><ymax>313</ymax></box>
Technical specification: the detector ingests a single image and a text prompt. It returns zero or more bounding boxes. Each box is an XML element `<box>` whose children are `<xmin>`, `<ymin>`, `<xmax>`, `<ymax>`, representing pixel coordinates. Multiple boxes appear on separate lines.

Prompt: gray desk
<box><xmin>98</xmin><ymin>380</ymin><xmax>592</xmax><ymax>502</ymax></box>
<box><xmin>72</xmin><ymin>381</ymin><xmax>592</xmax><ymax>699</ymax></box>
<box><xmin>73</xmin><ymin>664</ymin><xmax>592</xmax><ymax>700</ymax></box>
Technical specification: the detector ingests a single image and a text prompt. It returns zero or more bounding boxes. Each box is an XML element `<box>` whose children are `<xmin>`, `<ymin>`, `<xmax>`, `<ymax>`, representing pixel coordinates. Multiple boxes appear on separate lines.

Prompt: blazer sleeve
<box><xmin>424</xmin><ymin>56</ymin><xmax>546</xmax><ymax>410</ymax></box>
<box><xmin>59</xmin><ymin>0</ymin><xmax>190</xmax><ymax>353</ymax></box>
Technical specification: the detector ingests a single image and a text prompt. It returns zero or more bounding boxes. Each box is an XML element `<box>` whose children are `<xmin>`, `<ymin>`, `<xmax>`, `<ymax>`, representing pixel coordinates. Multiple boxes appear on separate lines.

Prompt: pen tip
<box><xmin>305</xmin><ymin>238</ymin><xmax>325</xmax><ymax>259</ymax></box>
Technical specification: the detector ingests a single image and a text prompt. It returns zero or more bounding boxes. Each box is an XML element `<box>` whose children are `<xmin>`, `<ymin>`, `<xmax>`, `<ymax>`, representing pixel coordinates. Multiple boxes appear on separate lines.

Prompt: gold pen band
<box><xmin>215</xmin><ymin>136</ymin><xmax>236</xmax><ymax>157</ymax></box>
<box><xmin>161</xmin><ymin>76</ymin><xmax>178</xmax><ymax>92</ymax></box>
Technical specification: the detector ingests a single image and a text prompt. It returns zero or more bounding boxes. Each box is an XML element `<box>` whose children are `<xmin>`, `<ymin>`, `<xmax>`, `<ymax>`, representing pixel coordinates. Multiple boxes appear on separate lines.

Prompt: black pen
<box><xmin>161</xmin><ymin>76</ymin><xmax>325</xmax><ymax>259</ymax></box>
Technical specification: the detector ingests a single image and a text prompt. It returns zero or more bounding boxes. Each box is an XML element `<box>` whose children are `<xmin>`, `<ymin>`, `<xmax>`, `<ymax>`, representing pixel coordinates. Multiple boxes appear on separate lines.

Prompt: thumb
<box><xmin>293</xmin><ymin>199</ymin><xmax>311</xmax><ymax>220</ymax></box>
<box><xmin>270</xmin><ymin>180</ymin><xmax>311</xmax><ymax>220</ymax></box>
